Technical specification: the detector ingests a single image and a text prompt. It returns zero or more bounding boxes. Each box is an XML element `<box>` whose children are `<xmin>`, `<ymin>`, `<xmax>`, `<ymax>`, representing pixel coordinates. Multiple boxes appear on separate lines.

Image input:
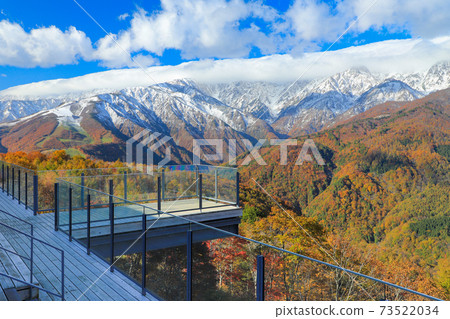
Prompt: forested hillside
<box><xmin>239</xmin><ymin>89</ymin><xmax>450</xmax><ymax>299</ymax></box>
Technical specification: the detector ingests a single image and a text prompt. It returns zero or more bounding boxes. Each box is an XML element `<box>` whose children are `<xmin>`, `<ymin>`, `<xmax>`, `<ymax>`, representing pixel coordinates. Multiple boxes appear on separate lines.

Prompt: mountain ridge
<box><xmin>0</xmin><ymin>61</ymin><xmax>449</xmax><ymax>161</ymax></box>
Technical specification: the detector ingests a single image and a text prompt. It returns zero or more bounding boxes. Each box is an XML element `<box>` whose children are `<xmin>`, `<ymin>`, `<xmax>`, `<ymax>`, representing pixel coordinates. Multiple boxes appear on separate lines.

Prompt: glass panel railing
<box><xmin>217</xmin><ymin>168</ymin><xmax>237</xmax><ymax>204</ymax></box>
<box><xmin>122</xmin><ymin>173</ymin><xmax>157</xmax><ymax>202</ymax></box>
<box><xmin>191</xmin><ymin>222</ymin><xmax>256</xmax><ymax>301</ymax></box>
<box><xmin>55</xmin><ymin>165</ymin><xmax>238</xmax><ymax>216</ymax></box>
<box><xmin>162</xmin><ymin>169</ymin><xmax>197</xmax><ymax>201</ymax></box>
<box><xmin>144</xmin><ymin>216</ymin><xmax>187</xmax><ymax>301</ymax></box>
<box><xmin>87</xmin><ymin>190</ymin><xmax>112</xmax><ymax>265</ymax></box>
<box><xmin>0</xmin><ymin>161</ymin><xmax>35</xmax><ymax>211</ymax></box>
<box><xmin>70</xmin><ymin>184</ymin><xmax>87</xmax><ymax>243</ymax></box>
<box><xmin>112</xmin><ymin>202</ymin><xmax>145</xmax><ymax>288</ymax></box>
<box><xmin>60</xmin><ymin>173</ymin><xmax>159</xmax><ymax>203</ymax></box>
<box><xmin>25</xmin><ymin>171</ymin><xmax>34</xmax><ymax>210</ymax></box>
<box><xmin>37</xmin><ymin>167</ymin><xmax>133</xmax><ymax>212</ymax></box>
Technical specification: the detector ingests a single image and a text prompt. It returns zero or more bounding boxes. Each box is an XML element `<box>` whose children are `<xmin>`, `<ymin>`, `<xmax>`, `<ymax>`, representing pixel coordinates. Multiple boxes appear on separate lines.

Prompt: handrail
<box><xmin>0</xmin><ymin>161</ymin><xmax>35</xmax><ymax>173</ymax></box>
<box><xmin>0</xmin><ymin>222</ymin><xmax>64</xmax><ymax>254</ymax></box>
<box><xmin>57</xmin><ymin>172</ymin><xmax>159</xmax><ymax>179</ymax></box>
<box><xmin>0</xmin><ymin>209</ymin><xmax>33</xmax><ymax>228</ymax></box>
<box><xmin>36</xmin><ymin>167</ymin><xmax>131</xmax><ymax>173</ymax></box>
<box><xmin>0</xmin><ymin>220</ymin><xmax>65</xmax><ymax>300</ymax></box>
<box><xmin>165</xmin><ymin>164</ymin><xmax>238</xmax><ymax>171</ymax></box>
<box><xmin>56</xmin><ymin>177</ymin><xmax>441</xmax><ymax>301</ymax></box>
<box><xmin>0</xmin><ymin>245</ymin><xmax>31</xmax><ymax>261</ymax></box>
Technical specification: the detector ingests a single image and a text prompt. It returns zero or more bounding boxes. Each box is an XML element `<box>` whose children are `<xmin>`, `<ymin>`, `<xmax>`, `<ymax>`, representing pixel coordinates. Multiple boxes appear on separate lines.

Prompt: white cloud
<box><xmin>118</xmin><ymin>13</ymin><xmax>130</xmax><ymax>21</ymax></box>
<box><xmin>0</xmin><ymin>74</ymin><xmax>6</xmax><ymax>77</ymax></box>
<box><xmin>350</xmin><ymin>0</ymin><xmax>450</xmax><ymax>37</ymax></box>
<box><xmin>0</xmin><ymin>1</ymin><xmax>449</xmax><ymax>69</ymax></box>
<box><xmin>0</xmin><ymin>20</ymin><xmax>94</xmax><ymax>68</ymax></box>
<box><xmin>94</xmin><ymin>0</ymin><xmax>281</xmax><ymax>65</ymax></box>
<box><xmin>1</xmin><ymin>36</ymin><xmax>448</xmax><ymax>98</ymax></box>
<box><xmin>94</xmin><ymin>0</ymin><xmax>450</xmax><ymax>67</ymax></box>
<box><xmin>286</xmin><ymin>0</ymin><xmax>345</xmax><ymax>42</ymax></box>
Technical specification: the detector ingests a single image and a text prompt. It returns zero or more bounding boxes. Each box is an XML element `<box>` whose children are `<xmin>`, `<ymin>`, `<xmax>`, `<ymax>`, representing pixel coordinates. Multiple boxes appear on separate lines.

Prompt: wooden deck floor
<box><xmin>0</xmin><ymin>190</ymin><xmax>155</xmax><ymax>301</ymax></box>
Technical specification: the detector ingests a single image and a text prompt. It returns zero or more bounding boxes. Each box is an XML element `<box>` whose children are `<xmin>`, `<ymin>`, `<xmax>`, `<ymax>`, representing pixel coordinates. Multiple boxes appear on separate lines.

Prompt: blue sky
<box><xmin>0</xmin><ymin>0</ymin><xmax>449</xmax><ymax>92</ymax></box>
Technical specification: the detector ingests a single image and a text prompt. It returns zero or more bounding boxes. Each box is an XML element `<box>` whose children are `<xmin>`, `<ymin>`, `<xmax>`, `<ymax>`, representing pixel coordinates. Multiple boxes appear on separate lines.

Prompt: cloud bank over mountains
<box><xmin>0</xmin><ymin>35</ymin><xmax>449</xmax><ymax>98</ymax></box>
<box><xmin>0</xmin><ymin>0</ymin><xmax>449</xmax><ymax>69</ymax></box>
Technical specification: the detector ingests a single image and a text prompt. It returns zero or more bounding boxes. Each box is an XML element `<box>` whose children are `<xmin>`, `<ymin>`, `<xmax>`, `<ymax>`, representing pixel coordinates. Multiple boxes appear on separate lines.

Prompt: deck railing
<box><xmin>0</xmin><ymin>161</ymin><xmax>35</xmax><ymax>212</ymax></box>
<box><xmin>54</xmin><ymin>176</ymin><xmax>441</xmax><ymax>302</ymax></box>
<box><xmin>0</xmin><ymin>160</ymin><xmax>135</xmax><ymax>214</ymax></box>
<box><xmin>0</xmin><ymin>160</ymin><xmax>239</xmax><ymax>214</ymax></box>
<box><xmin>0</xmin><ymin>209</ymin><xmax>64</xmax><ymax>300</ymax></box>
<box><xmin>57</xmin><ymin>165</ymin><xmax>239</xmax><ymax>212</ymax></box>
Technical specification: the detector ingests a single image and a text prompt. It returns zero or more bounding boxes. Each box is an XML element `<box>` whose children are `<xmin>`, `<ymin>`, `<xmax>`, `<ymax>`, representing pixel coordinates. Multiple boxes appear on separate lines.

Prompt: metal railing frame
<box><xmin>54</xmin><ymin>177</ymin><xmax>442</xmax><ymax>302</ymax></box>
<box><xmin>0</xmin><ymin>161</ymin><xmax>36</xmax><ymax>213</ymax></box>
<box><xmin>1</xmin><ymin>161</ymin><xmax>239</xmax><ymax>214</ymax></box>
<box><xmin>0</xmin><ymin>209</ymin><xmax>64</xmax><ymax>300</ymax></box>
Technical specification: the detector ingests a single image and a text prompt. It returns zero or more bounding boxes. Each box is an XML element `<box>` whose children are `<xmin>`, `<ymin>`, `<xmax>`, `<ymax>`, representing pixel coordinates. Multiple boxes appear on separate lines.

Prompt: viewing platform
<box><xmin>0</xmin><ymin>162</ymin><xmax>244</xmax><ymax>300</ymax></box>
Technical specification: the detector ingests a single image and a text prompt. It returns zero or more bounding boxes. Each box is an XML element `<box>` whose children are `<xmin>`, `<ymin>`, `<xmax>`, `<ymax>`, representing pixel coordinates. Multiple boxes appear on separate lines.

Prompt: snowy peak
<box><xmin>391</xmin><ymin>60</ymin><xmax>450</xmax><ymax>93</ymax></box>
<box><xmin>310</xmin><ymin>67</ymin><xmax>380</xmax><ymax>96</ymax></box>
<box><xmin>355</xmin><ymin>79</ymin><xmax>423</xmax><ymax>112</ymax></box>
<box><xmin>421</xmin><ymin>61</ymin><xmax>450</xmax><ymax>92</ymax></box>
<box><xmin>198</xmin><ymin>81</ymin><xmax>288</xmax><ymax>119</ymax></box>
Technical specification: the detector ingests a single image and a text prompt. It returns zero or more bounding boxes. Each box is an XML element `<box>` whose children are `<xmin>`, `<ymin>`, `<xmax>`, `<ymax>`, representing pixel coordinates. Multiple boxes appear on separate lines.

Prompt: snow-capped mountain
<box><xmin>0</xmin><ymin>61</ymin><xmax>448</xmax><ymax>160</ymax></box>
<box><xmin>392</xmin><ymin>61</ymin><xmax>450</xmax><ymax>92</ymax></box>
<box><xmin>0</xmin><ymin>97</ymin><xmax>64</xmax><ymax>122</ymax></box>
<box><xmin>198</xmin><ymin>81</ymin><xmax>290</xmax><ymax>121</ymax></box>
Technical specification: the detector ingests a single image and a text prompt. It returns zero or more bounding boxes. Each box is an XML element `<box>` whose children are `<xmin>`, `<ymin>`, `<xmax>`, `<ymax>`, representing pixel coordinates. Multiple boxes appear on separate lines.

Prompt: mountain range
<box><xmin>0</xmin><ymin>61</ymin><xmax>448</xmax><ymax>161</ymax></box>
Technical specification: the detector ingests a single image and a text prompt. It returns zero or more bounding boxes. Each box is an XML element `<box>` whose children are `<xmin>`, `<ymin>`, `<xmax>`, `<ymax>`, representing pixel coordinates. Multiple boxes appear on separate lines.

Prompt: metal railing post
<box><xmin>157</xmin><ymin>176</ymin><xmax>161</xmax><ymax>211</ymax></box>
<box><xmin>161</xmin><ymin>170</ymin><xmax>165</xmax><ymax>201</ymax></box>
<box><xmin>214</xmin><ymin>169</ymin><xmax>218</xmax><ymax>202</ymax></box>
<box><xmin>54</xmin><ymin>183</ymin><xmax>59</xmax><ymax>231</ymax></box>
<box><xmin>124</xmin><ymin>171</ymin><xmax>128</xmax><ymax>200</ymax></box>
<box><xmin>87</xmin><ymin>194</ymin><xmax>91</xmax><ymax>255</ymax></box>
<box><xmin>80</xmin><ymin>173</ymin><xmax>85</xmax><ymax>208</ymax></box>
<box><xmin>11</xmin><ymin>167</ymin><xmax>14</xmax><ymax>199</ymax></box>
<box><xmin>256</xmin><ymin>255</ymin><xmax>265</xmax><ymax>301</ymax></box>
<box><xmin>141</xmin><ymin>214</ymin><xmax>147</xmax><ymax>296</ymax></box>
<box><xmin>195</xmin><ymin>166</ymin><xmax>199</xmax><ymax>196</ymax></box>
<box><xmin>1</xmin><ymin>164</ymin><xmax>4</xmax><ymax>192</ymax></box>
<box><xmin>25</xmin><ymin>172</ymin><xmax>28</xmax><ymax>209</ymax></box>
<box><xmin>187</xmin><ymin>229</ymin><xmax>193</xmax><ymax>301</ymax></box>
<box><xmin>198</xmin><ymin>174</ymin><xmax>202</xmax><ymax>210</ymax></box>
<box><xmin>18</xmin><ymin>169</ymin><xmax>21</xmax><ymax>204</ymax></box>
<box><xmin>109</xmin><ymin>179</ymin><xmax>114</xmax><ymax>272</ymax></box>
<box><xmin>236</xmin><ymin>171</ymin><xmax>240</xmax><ymax>207</ymax></box>
<box><xmin>6</xmin><ymin>166</ymin><xmax>9</xmax><ymax>195</ymax></box>
<box><xmin>33</xmin><ymin>175</ymin><xmax>38</xmax><ymax>215</ymax></box>
<box><xmin>69</xmin><ymin>187</ymin><xmax>72</xmax><ymax>241</ymax></box>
